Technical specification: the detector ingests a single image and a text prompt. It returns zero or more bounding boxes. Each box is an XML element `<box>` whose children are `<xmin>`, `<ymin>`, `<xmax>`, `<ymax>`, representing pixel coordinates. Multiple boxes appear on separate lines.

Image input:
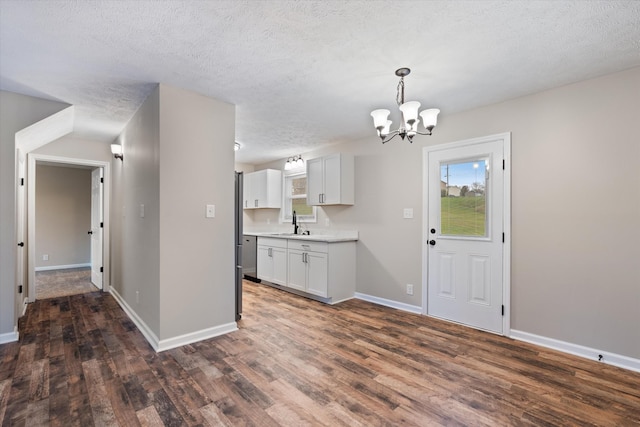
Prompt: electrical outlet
<box><xmin>206</xmin><ymin>204</ymin><xmax>215</xmax><ymax>218</ymax></box>
<box><xmin>406</xmin><ymin>284</ymin><xmax>414</xmax><ymax>295</ymax></box>
<box><xmin>403</xmin><ymin>208</ymin><xmax>414</xmax><ymax>219</ymax></box>
<box><xmin>136</xmin><ymin>290</ymin><xmax>140</xmax><ymax>304</ymax></box>
<box><xmin>42</xmin><ymin>254</ymin><xmax>49</xmax><ymax>261</ymax></box>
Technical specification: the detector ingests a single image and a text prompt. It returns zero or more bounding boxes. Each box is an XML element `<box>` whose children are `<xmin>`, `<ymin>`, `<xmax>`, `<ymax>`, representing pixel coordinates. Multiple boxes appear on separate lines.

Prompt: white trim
<box><xmin>421</xmin><ymin>132</ymin><xmax>512</xmax><ymax>336</ymax></box>
<box><xmin>109</xmin><ymin>287</ymin><xmax>160</xmax><ymax>351</ymax></box>
<box><xmin>28</xmin><ymin>154</ymin><xmax>111</xmax><ymax>302</ymax></box>
<box><xmin>355</xmin><ymin>292</ymin><xmax>422</xmax><ymax>314</ymax></box>
<box><xmin>35</xmin><ymin>263</ymin><xmax>91</xmax><ymax>272</ymax></box>
<box><xmin>511</xmin><ymin>329</ymin><xmax>640</xmax><ymax>373</ymax></box>
<box><xmin>110</xmin><ymin>287</ymin><xmax>238</xmax><ymax>353</ymax></box>
<box><xmin>21</xmin><ymin>298</ymin><xmax>28</xmax><ymax>316</ymax></box>
<box><xmin>157</xmin><ymin>322</ymin><xmax>238</xmax><ymax>353</ymax></box>
<box><xmin>0</xmin><ymin>328</ymin><xmax>19</xmax><ymax>344</ymax></box>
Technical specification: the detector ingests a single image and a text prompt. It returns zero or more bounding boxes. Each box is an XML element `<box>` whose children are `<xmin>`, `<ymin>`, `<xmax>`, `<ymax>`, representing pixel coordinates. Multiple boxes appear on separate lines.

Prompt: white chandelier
<box><xmin>370</xmin><ymin>68</ymin><xmax>440</xmax><ymax>144</ymax></box>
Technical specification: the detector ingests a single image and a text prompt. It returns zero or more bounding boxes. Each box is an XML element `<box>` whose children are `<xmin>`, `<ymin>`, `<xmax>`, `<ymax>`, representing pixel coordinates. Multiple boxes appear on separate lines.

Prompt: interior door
<box><xmin>427</xmin><ymin>138</ymin><xmax>504</xmax><ymax>333</ymax></box>
<box><xmin>16</xmin><ymin>150</ymin><xmax>26</xmax><ymax>309</ymax></box>
<box><xmin>90</xmin><ymin>168</ymin><xmax>103</xmax><ymax>288</ymax></box>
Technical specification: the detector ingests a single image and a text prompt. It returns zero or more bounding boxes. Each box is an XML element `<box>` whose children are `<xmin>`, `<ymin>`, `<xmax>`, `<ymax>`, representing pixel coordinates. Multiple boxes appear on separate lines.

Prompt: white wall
<box><xmin>252</xmin><ymin>67</ymin><xmax>640</xmax><ymax>360</ymax></box>
<box><xmin>35</xmin><ymin>165</ymin><xmax>91</xmax><ymax>269</ymax></box>
<box><xmin>0</xmin><ymin>91</ymin><xmax>69</xmax><ymax>341</ymax></box>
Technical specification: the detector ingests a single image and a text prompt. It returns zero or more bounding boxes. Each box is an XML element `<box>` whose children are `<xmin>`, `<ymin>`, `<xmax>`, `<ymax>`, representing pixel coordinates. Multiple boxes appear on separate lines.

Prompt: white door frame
<box><xmin>421</xmin><ymin>132</ymin><xmax>512</xmax><ymax>336</ymax></box>
<box><xmin>27</xmin><ymin>153</ymin><xmax>111</xmax><ymax>301</ymax></box>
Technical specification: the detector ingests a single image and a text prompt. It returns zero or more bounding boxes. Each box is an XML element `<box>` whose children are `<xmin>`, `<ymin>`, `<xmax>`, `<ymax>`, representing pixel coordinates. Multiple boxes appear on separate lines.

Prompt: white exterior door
<box><xmin>90</xmin><ymin>168</ymin><xmax>103</xmax><ymax>289</ymax></box>
<box><xmin>426</xmin><ymin>135</ymin><xmax>508</xmax><ymax>334</ymax></box>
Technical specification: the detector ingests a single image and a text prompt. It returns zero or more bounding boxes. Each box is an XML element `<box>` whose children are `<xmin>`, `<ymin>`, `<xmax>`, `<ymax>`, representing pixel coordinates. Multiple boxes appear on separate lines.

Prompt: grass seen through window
<box><xmin>441</xmin><ymin>196</ymin><xmax>486</xmax><ymax>236</ymax></box>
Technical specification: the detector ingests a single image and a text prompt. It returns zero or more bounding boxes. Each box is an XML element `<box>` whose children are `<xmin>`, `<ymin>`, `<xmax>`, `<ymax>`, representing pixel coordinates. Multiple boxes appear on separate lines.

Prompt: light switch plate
<box><xmin>206</xmin><ymin>204</ymin><xmax>215</xmax><ymax>218</ymax></box>
<box><xmin>403</xmin><ymin>208</ymin><xmax>413</xmax><ymax>219</ymax></box>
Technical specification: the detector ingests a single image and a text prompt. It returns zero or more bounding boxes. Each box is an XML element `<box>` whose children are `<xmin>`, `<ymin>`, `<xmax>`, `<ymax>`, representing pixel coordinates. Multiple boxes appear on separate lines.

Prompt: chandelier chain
<box><xmin>396</xmin><ymin>77</ymin><xmax>405</xmax><ymax>107</ymax></box>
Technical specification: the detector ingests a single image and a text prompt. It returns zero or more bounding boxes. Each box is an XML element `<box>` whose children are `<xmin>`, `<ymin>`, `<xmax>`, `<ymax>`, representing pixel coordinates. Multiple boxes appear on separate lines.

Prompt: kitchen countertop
<box><xmin>244</xmin><ymin>231</ymin><xmax>358</xmax><ymax>243</ymax></box>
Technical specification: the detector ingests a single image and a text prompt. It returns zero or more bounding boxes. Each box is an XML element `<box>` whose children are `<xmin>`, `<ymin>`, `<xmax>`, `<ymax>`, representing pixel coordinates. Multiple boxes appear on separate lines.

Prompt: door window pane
<box><xmin>440</xmin><ymin>159</ymin><xmax>487</xmax><ymax>237</ymax></box>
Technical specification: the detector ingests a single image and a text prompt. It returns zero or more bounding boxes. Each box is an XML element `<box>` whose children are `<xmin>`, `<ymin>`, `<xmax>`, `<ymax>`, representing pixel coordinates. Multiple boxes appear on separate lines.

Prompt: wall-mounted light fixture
<box><xmin>110</xmin><ymin>144</ymin><xmax>124</xmax><ymax>161</ymax></box>
<box><xmin>234</xmin><ymin>142</ymin><xmax>241</xmax><ymax>151</ymax></box>
<box><xmin>284</xmin><ymin>155</ymin><xmax>304</xmax><ymax>171</ymax></box>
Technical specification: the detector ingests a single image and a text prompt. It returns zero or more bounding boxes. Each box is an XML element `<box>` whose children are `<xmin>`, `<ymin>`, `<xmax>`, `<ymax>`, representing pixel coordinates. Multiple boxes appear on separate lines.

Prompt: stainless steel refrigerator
<box><xmin>234</xmin><ymin>171</ymin><xmax>243</xmax><ymax>321</ymax></box>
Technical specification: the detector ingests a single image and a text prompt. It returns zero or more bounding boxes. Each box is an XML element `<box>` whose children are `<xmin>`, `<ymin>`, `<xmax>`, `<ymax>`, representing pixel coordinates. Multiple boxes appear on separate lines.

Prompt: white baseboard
<box><xmin>355</xmin><ymin>292</ymin><xmax>422</xmax><ymax>314</ymax></box>
<box><xmin>510</xmin><ymin>329</ymin><xmax>640</xmax><ymax>373</ymax></box>
<box><xmin>157</xmin><ymin>322</ymin><xmax>238</xmax><ymax>352</ymax></box>
<box><xmin>0</xmin><ymin>328</ymin><xmax>19</xmax><ymax>344</ymax></box>
<box><xmin>35</xmin><ymin>263</ymin><xmax>90</xmax><ymax>272</ymax></box>
<box><xmin>109</xmin><ymin>287</ymin><xmax>161</xmax><ymax>351</ymax></box>
<box><xmin>109</xmin><ymin>287</ymin><xmax>238</xmax><ymax>353</ymax></box>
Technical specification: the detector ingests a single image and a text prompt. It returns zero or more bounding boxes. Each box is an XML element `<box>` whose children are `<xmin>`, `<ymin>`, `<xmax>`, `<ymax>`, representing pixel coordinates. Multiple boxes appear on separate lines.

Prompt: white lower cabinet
<box><xmin>287</xmin><ymin>244</ymin><xmax>329</xmax><ymax>297</ymax></box>
<box><xmin>257</xmin><ymin>238</ymin><xmax>287</xmax><ymax>286</ymax></box>
<box><xmin>258</xmin><ymin>236</ymin><xmax>355</xmax><ymax>303</ymax></box>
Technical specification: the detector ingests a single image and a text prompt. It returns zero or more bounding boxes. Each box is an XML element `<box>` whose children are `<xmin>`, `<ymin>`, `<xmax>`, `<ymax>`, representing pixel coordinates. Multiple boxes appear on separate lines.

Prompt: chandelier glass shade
<box><xmin>371</xmin><ymin>68</ymin><xmax>440</xmax><ymax>143</ymax></box>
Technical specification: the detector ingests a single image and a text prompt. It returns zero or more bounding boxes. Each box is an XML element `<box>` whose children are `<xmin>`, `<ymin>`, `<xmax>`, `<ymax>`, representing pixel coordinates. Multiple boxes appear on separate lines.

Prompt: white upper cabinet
<box><xmin>306</xmin><ymin>153</ymin><xmax>354</xmax><ymax>206</ymax></box>
<box><xmin>243</xmin><ymin>169</ymin><xmax>282</xmax><ymax>209</ymax></box>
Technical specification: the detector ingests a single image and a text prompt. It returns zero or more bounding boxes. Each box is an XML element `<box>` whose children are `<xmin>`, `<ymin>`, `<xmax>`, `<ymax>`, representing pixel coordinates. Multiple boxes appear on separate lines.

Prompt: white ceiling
<box><xmin>1</xmin><ymin>1</ymin><xmax>639</xmax><ymax>165</ymax></box>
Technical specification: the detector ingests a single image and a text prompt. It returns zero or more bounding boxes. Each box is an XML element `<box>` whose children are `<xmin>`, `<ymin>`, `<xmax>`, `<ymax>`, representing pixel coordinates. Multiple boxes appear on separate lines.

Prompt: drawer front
<box><xmin>257</xmin><ymin>237</ymin><xmax>288</xmax><ymax>249</ymax></box>
<box><xmin>287</xmin><ymin>240</ymin><xmax>328</xmax><ymax>253</ymax></box>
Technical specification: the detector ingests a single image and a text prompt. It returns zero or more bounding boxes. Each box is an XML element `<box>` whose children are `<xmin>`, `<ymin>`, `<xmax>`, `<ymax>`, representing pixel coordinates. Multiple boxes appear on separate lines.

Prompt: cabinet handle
<box><xmin>255</xmin><ymin>199</ymin><xmax>258</xmax><ymax>207</ymax></box>
<box><xmin>245</xmin><ymin>200</ymin><xmax>247</xmax><ymax>208</ymax></box>
<box><xmin>268</xmin><ymin>247</ymin><xmax>272</xmax><ymax>257</ymax></box>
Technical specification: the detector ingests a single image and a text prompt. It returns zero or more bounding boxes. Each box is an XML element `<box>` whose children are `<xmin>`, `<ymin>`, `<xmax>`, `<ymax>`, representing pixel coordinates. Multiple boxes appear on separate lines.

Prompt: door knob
<box><xmin>88</xmin><ymin>231</ymin><xmax>93</xmax><ymax>235</ymax></box>
<box><xmin>17</xmin><ymin>242</ymin><xmax>24</xmax><ymax>247</ymax></box>
<box><xmin>429</xmin><ymin>240</ymin><xmax>436</xmax><ymax>246</ymax></box>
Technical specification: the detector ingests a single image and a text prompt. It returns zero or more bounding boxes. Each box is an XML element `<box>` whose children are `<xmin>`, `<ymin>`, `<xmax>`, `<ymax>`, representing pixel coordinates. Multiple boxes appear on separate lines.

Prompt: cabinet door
<box><xmin>306</xmin><ymin>252</ymin><xmax>328</xmax><ymax>297</ymax></box>
<box><xmin>271</xmin><ymin>247</ymin><xmax>288</xmax><ymax>286</ymax></box>
<box><xmin>257</xmin><ymin>245</ymin><xmax>272</xmax><ymax>281</ymax></box>
<box><xmin>306</xmin><ymin>157</ymin><xmax>324</xmax><ymax>206</ymax></box>
<box><xmin>243</xmin><ymin>172</ymin><xmax>254</xmax><ymax>209</ymax></box>
<box><xmin>287</xmin><ymin>249</ymin><xmax>307</xmax><ymax>291</ymax></box>
<box><xmin>322</xmin><ymin>154</ymin><xmax>342</xmax><ymax>205</ymax></box>
<box><xmin>252</xmin><ymin>170</ymin><xmax>268</xmax><ymax>208</ymax></box>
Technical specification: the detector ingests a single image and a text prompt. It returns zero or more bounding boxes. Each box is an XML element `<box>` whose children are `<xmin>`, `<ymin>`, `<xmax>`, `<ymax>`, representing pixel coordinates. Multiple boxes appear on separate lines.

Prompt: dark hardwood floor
<box><xmin>1</xmin><ymin>280</ymin><xmax>639</xmax><ymax>426</ymax></box>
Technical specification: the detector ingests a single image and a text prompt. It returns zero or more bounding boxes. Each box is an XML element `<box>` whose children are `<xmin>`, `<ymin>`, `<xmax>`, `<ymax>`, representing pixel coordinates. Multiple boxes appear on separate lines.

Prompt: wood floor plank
<box><xmin>1</xmin><ymin>280</ymin><xmax>639</xmax><ymax>426</ymax></box>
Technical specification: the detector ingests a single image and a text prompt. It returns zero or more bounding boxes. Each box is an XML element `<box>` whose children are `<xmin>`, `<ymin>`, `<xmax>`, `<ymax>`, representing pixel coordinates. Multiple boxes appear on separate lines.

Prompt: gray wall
<box><xmin>253</xmin><ymin>67</ymin><xmax>640</xmax><ymax>360</ymax></box>
<box><xmin>111</xmin><ymin>85</ymin><xmax>161</xmax><ymax>336</ymax></box>
<box><xmin>35</xmin><ymin>165</ymin><xmax>91</xmax><ymax>269</ymax></box>
<box><xmin>111</xmin><ymin>83</ymin><xmax>236</xmax><ymax>343</ymax></box>
<box><xmin>0</xmin><ymin>91</ymin><xmax>69</xmax><ymax>339</ymax></box>
<box><xmin>158</xmin><ymin>84</ymin><xmax>235</xmax><ymax>340</ymax></box>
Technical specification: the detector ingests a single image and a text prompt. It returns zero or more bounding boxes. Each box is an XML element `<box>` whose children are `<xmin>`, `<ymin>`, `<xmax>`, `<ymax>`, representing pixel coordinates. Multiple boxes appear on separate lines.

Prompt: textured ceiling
<box><xmin>1</xmin><ymin>1</ymin><xmax>639</xmax><ymax>164</ymax></box>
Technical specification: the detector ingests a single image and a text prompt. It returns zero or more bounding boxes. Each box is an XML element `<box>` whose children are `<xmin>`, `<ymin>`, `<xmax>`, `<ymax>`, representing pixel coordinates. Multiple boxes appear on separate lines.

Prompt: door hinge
<box><xmin>18</xmin><ymin>285</ymin><xmax>23</xmax><ymax>294</ymax></box>
<box><xmin>502</xmin><ymin>159</ymin><xmax>505</xmax><ymax>170</ymax></box>
<box><xmin>501</xmin><ymin>305</ymin><xmax>505</xmax><ymax>316</ymax></box>
<box><xmin>502</xmin><ymin>232</ymin><xmax>505</xmax><ymax>243</ymax></box>
<box><xmin>100</xmin><ymin>177</ymin><xmax>104</xmax><ymax>183</ymax></box>
<box><xmin>20</xmin><ymin>178</ymin><xmax>24</xmax><ymax>186</ymax></box>
<box><xmin>100</xmin><ymin>222</ymin><xmax>103</xmax><ymax>228</ymax></box>
<box><xmin>100</xmin><ymin>266</ymin><xmax>103</xmax><ymax>273</ymax></box>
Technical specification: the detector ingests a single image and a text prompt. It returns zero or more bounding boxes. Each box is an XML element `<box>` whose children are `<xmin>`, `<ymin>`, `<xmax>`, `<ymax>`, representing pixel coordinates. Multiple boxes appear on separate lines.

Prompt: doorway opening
<box><xmin>27</xmin><ymin>154</ymin><xmax>111</xmax><ymax>302</ymax></box>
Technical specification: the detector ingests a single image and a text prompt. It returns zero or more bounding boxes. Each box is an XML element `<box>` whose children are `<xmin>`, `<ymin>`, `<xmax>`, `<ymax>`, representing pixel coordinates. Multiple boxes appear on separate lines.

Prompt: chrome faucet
<box><xmin>292</xmin><ymin>210</ymin><xmax>299</xmax><ymax>235</ymax></box>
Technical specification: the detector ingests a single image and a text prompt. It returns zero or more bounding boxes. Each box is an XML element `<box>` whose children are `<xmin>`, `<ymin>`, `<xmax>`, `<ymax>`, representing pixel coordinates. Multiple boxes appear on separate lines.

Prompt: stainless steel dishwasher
<box><xmin>242</xmin><ymin>235</ymin><xmax>260</xmax><ymax>282</ymax></box>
